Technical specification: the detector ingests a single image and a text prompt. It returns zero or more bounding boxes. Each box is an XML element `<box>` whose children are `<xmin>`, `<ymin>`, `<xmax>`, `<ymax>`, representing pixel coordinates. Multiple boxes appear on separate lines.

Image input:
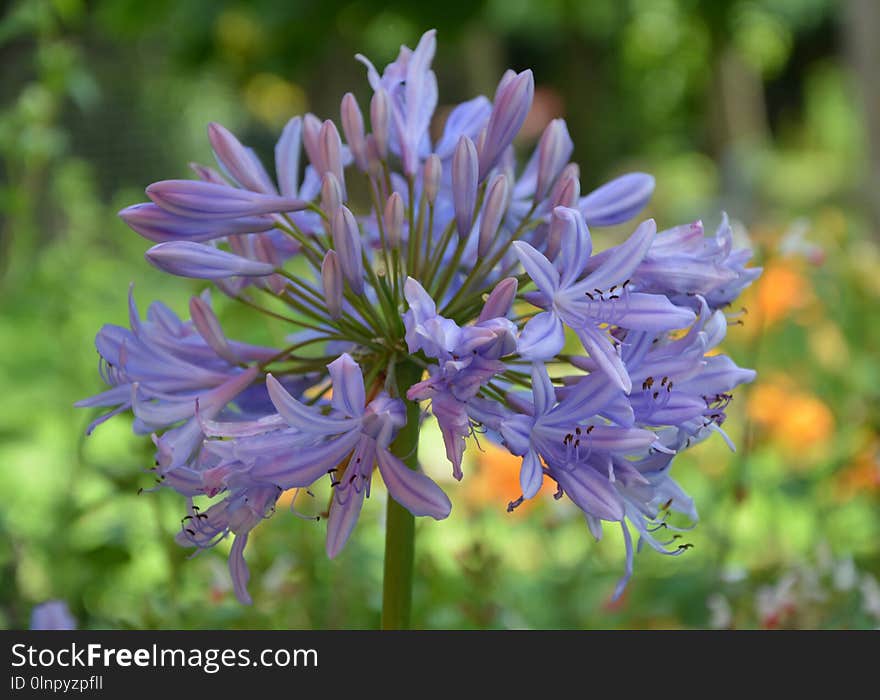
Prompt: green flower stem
<box><xmin>440</xmin><ymin>204</ymin><xmax>537</xmax><ymax>317</ymax></box>
<box><xmin>381</xmin><ymin>360</ymin><xmax>424</xmax><ymax>630</ymax></box>
<box><xmin>421</xmin><ymin>220</ymin><xmax>457</xmax><ymax>290</ymax></box>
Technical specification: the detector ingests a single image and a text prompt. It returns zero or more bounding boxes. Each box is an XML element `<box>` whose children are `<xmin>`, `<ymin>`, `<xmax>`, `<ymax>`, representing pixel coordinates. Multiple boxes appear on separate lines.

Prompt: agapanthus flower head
<box><xmin>79</xmin><ymin>29</ymin><xmax>759</xmax><ymax>606</ymax></box>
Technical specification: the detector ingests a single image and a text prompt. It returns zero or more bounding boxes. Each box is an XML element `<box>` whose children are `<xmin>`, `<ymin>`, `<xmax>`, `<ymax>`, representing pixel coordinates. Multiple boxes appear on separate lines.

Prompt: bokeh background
<box><xmin>2</xmin><ymin>0</ymin><xmax>879</xmax><ymax>629</ymax></box>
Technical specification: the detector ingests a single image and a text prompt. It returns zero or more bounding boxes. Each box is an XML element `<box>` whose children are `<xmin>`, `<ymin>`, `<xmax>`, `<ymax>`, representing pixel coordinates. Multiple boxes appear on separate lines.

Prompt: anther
<box><xmin>507</xmin><ymin>496</ymin><xmax>524</xmax><ymax>513</ymax></box>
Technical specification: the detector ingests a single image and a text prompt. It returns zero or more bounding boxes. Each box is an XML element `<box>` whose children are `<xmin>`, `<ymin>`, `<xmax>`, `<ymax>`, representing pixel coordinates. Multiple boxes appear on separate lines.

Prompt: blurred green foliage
<box><xmin>1</xmin><ymin>0</ymin><xmax>878</xmax><ymax>629</ymax></box>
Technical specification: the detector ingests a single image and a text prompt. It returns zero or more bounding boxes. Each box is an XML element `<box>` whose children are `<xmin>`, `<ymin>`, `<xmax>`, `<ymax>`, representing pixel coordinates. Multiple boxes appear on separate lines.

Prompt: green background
<box><xmin>2</xmin><ymin>0</ymin><xmax>879</xmax><ymax>629</ymax></box>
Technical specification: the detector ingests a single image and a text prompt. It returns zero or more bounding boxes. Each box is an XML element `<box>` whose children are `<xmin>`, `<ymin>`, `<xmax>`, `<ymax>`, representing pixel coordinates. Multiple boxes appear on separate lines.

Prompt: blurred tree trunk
<box><xmin>708</xmin><ymin>45</ymin><xmax>770</xmax><ymax>221</ymax></box>
<box><xmin>845</xmin><ymin>0</ymin><xmax>880</xmax><ymax>234</ymax></box>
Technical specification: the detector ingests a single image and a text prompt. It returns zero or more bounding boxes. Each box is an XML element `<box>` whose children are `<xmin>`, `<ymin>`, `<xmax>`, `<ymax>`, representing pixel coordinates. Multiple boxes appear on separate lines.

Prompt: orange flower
<box><xmin>463</xmin><ymin>441</ymin><xmax>550</xmax><ymax>514</ymax></box>
<box><xmin>747</xmin><ymin>378</ymin><xmax>834</xmax><ymax>460</ymax></box>
<box><xmin>834</xmin><ymin>439</ymin><xmax>880</xmax><ymax>502</ymax></box>
<box><xmin>751</xmin><ymin>260</ymin><xmax>814</xmax><ymax>327</ymax></box>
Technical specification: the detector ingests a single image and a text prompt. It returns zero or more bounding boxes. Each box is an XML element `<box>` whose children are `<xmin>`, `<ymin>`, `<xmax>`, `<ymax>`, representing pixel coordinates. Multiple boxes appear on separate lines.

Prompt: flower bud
<box><xmin>190</xmin><ymin>295</ymin><xmax>238</xmax><ymax>364</ymax></box>
<box><xmin>423</xmin><ymin>154</ymin><xmax>441</xmax><ymax>205</ymax></box>
<box><xmin>549</xmin><ymin>163</ymin><xmax>581</xmax><ymax>209</ymax></box>
<box><xmin>146</xmin><ymin>180</ymin><xmax>306</xmax><ymax>219</ymax></box>
<box><xmin>301</xmin><ymin>113</ymin><xmax>323</xmax><ymax>172</ymax></box>
<box><xmin>370</xmin><ymin>88</ymin><xmax>390</xmax><ymax>160</ymax></box>
<box><xmin>479</xmin><ymin>69</ymin><xmax>534</xmax><ymax>180</ymax></box>
<box><xmin>189</xmin><ymin>162</ymin><xmax>227</xmax><ymax>185</ymax></box>
<box><xmin>340</xmin><ymin>92</ymin><xmax>368</xmax><ymax>171</ymax></box>
<box><xmin>275</xmin><ymin>116</ymin><xmax>303</xmax><ymax>198</ymax></box>
<box><xmin>364</xmin><ymin>134</ymin><xmax>383</xmax><ymax>179</ymax></box>
<box><xmin>331</xmin><ymin>206</ymin><xmax>365</xmax><ymax>294</ymax></box>
<box><xmin>145</xmin><ymin>241</ymin><xmax>276</xmax><ymax>279</ymax></box>
<box><xmin>320</xmin><ymin>119</ymin><xmax>346</xmax><ymax>200</ymax></box>
<box><xmin>452</xmin><ymin>135</ymin><xmax>478</xmax><ymax>239</ymax></box>
<box><xmin>478</xmin><ymin>277</ymin><xmax>518</xmax><ymax>322</ymax></box>
<box><xmin>119</xmin><ymin>203</ymin><xmax>275</xmax><ymax>243</ymax></box>
<box><xmin>321</xmin><ymin>250</ymin><xmax>344</xmax><ymax>319</ymax></box>
<box><xmin>534</xmin><ymin>119</ymin><xmax>573</xmax><ymax>201</ymax></box>
<box><xmin>384</xmin><ymin>191</ymin><xmax>404</xmax><ymax>248</ymax></box>
<box><xmin>208</xmin><ymin>122</ymin><xmax>275</xmax><ymax>194</ymax></box>
<box><xmin>478</xmin><ymin>173</ymin><xmax>510</xmax><ymax>256</ymax></box>
<box><xmin>321</xmin><ymin>172</ymin><xmax>343</xmax><ymax>217</ymax></box>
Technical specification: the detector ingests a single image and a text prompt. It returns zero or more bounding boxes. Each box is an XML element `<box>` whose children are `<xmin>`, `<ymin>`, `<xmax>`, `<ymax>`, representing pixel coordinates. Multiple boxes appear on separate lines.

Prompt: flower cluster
<box><xmin>79</xmin><ymin>30</ymin><xmax>759</xmax><ymax>604</ymax></box>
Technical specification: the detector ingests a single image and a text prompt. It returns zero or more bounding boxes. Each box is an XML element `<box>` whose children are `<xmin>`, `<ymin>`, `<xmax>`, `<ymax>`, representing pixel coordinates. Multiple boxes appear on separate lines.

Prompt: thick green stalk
<box><xmin>381</xmin><ymin>360</ymin><xmax>423</xmax><ymax>630</ymax></box>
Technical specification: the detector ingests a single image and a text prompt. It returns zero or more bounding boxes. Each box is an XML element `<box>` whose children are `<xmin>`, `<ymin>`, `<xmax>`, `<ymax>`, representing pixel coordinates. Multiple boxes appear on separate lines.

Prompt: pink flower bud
<box><xmin>370</xmin><ymin>88</ymin><xmax>390</xmax><ymax>160</ymax></box>
<box><xmin>321</xmin><ymin>250</ymin><xmax>343</xmax><ymax>319</ymax></box>
<box><xmin>478</xmin><ymin>173</ymin><xmax>510</xmax><ymax>256</ymax></box>
<box><xmin>341</xmin><ymin>92</ymin><xmax>368</xmax><ymax>171</ymax></box>
<box><xmin>423</xmin><ymin>154</ymin><xmax>441</xmax><ymax>205</ymax></box>
<box><xmin>384</xmin><ymin>191</ymin><xmax>405</xmax><ymax>248</ymax></box>
<box><xmin>452</xmin><ymin>136</ymin><xmax>478</xmax><ymax>239</ymax></box>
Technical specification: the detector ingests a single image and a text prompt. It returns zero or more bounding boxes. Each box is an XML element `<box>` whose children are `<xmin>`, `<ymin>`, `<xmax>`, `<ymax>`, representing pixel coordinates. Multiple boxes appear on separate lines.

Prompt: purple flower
<box><xmin>496</xmin><ymin>364</ymin><xmax>659</xmax><ymax>506</ymax></box>
<box><xmin>239</xmin><ymin>354</ymin><xmax>451</xmax><ymax>557</ymax></box>
<box><xmin>331</xmin><ymin>206</ymin><xmax>365</xmax><ymax>294</ymax></box>
<box><xmin>145</xmin><ymin>241</ymin><xmax>277</xmax><ymax>279</ymax></box>
<box><xmin>534</xmin><ymin>119</ymin><xmax>574</xmax><ymax>202</ymax></box>
<box><xmin>579</xmin><ymin>172</ymin><xmax>655</xmax><ymax>227</ymax></box>
<box><xmin>30</xmin><ymin>601</ymin><xmax>76</xmax><ymax>630</ymax></box>
<box><xmin>208</xmin><ymin>122</ymin><xmax>278</xmax><ymax>194</ymax></box>
<box><xmin>452</xmin><ymin>136</ymin><xmax>479</xmax><ymax>239</ymax></box>
<box><xmin>76</xmin><ymin>287</ymin><xmax>270</xmax><ymax>445</ymax></box>
<box><xmin>479</xmin><ymin>69</ymin><xmax>534</xmax><ymax>180</ymax></box>
<box><xmin>404</xmin><ymin>278</ymin><xmax>516</xmax><ymax>479</ymax></box>
<box><xmin>515</xmin><ymin>207</ymin><xmax>696</xmax><ymax>392</ymax></box>
<box><xmin>357</xmin><ymin>30</ymin><xmax>438</xmax><ymax>177</ymax></box>
<box><xmin>119</xmin><ymin>203</ymin><xmax>276</xmax><ymax>243</ymax></box>
<box><xmin>81</xmin><ymin>28</ymin><xmax>760</xmax><ymax>606</ymax></box>
<box><xmin>146</xmin><ymin>180</ymin><xmax>307</xmax><ymax>219</ymax></box>
<box><xmin>175</xmin><ymin>486</ymin><xmax>280</xmax><ymax>605</ymax></box>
